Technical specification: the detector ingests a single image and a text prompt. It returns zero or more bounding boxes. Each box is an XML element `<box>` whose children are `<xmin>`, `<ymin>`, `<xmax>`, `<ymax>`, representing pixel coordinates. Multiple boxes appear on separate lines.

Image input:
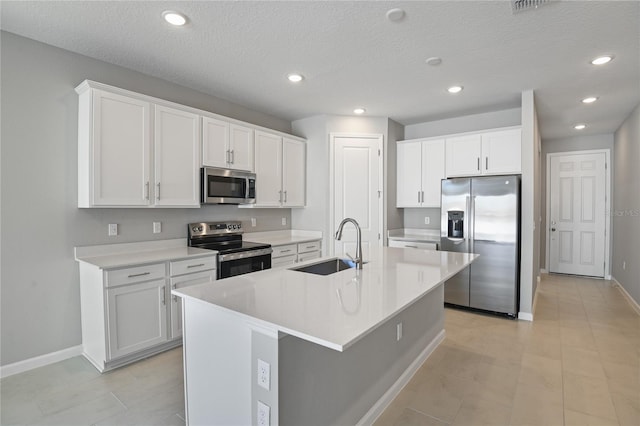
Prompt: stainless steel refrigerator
<box><xmin>440</xmin><ymin>175</ymin><xmax>521</xmax><ymax>317</ymax></box>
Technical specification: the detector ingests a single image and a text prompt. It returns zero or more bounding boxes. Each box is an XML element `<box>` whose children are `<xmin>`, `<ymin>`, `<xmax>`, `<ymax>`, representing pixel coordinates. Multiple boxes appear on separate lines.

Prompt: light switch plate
<box><xmin>251</xmin><ymin>217</ymin><xmax>257</xmax><ymax>227</ymax></box>
<box><xmin>281</xmin><ymin>217</ymin><xmax>286</xmax><ymax>226</ymax></box>
<box><xmin>153</xmin><ymin>222</ymin><xmax>161</xmax><ymax>234</ymax></box>
<box><xmin>424</xmin><ymin>217</ymin><xmax>430</xmax><ymax>225</ymax></box>
<box><xmin>108</xmin><ymin>224</ymin><xmax>118</xmax><ymax>236</ymax></box>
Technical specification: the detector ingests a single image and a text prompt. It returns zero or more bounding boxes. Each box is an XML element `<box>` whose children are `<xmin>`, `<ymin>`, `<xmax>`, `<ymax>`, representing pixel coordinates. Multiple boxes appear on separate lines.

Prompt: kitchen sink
<box><xmin>290</xmin><ymin>258</ymin><xmax>364</xmax><ymax>276</ymax></box>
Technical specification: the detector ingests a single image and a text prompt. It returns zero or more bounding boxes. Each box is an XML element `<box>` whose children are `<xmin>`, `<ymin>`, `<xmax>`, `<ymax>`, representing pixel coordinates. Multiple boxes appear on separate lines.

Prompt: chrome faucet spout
<box><xmin>335</xmin><ymin>218</ymin><xmax>364</xmax><ymax>270</ymax></box>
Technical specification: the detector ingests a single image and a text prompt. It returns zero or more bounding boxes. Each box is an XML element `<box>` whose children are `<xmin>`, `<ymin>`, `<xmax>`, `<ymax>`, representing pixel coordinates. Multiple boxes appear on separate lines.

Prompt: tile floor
<box><xmin>1</xmin><ymin>274</ymin><xmax>638</xmax><ymax>425</ymax></box>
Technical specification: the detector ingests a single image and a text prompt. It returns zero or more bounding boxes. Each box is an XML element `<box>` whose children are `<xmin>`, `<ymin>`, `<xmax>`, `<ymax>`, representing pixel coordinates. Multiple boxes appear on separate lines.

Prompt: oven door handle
<box><xmin>217</xmin><ymin>248</ymin><xmax>273</xmax><ymax>262</ymax></box>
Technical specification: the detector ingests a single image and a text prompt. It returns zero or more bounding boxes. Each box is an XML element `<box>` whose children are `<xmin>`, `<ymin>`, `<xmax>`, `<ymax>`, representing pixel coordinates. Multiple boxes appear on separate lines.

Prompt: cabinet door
<box><xmin>107</xmin><ymin>279</ymin><xmax>167</xmax><ymax>360</ymax></box>
<box><xmin>421</xmin><ymin>139</ymin><xmax>446</xmax><ymax>206</ymax></box>
<box><xmin>282</xmin><ymin>138</ymin><xmax>306</xmax><ymax>207</ymax></box>
<box><xmin>91</xmin><ymin>90</ymin><xmax>151</xmax><ymax>206</ymax></box>
<box><xmin>254</xmin><ymin>131</ymin><xmax>283</xmax><ymax>206</ymax></box>
<box><xmin>446</xmin><ymin>134</ymin><xmax>482</xmax><ymax>177</ymax></box>
<box><xmin>481</xmin><ymin>128</ymin><xmax>521</xmax><ymax>175</ymax></box>
<box><xmin>154</xmin><ymin>105</ymin><xmax>200</xmax><ymax>207</ymax></box>
<box><xmin>202</xmin><ymin>117</ymin><xmax>230</xmax><ymax>169</ymax></box>
<box><xmin>229</xmin><ymin>124</ymin><xmax>255</xmax><ymax>172</ymax></box>
<box><xmin>396</xmin><ymin>141</ymin><xmax>423</xmax><ymax>207</ymax></box>
<box><xmin>170</xmin><ymin>270</ymin><xmax>216</xmax><ymax>340</ymax></box>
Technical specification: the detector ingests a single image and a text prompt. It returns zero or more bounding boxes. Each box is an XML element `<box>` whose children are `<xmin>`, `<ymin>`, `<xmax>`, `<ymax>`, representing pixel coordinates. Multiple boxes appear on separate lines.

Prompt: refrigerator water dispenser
<box><xmin>447</xmin><ymin>210</ymin><xmax>464</xmax><ymax>238</ymax></box>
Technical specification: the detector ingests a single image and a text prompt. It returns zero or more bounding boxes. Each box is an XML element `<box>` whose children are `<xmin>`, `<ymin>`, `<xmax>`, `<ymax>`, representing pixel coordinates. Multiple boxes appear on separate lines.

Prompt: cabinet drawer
<box><xmin>297</xmin><ymin>241</ymin><xmax>321</xmax><ymax>254</ymax></box>
<box><xmin>105</xmin><ymin>263</ymin><xmax>165</xmax><ymax>288</ymax></box>
<box><xmin>170</xmin><ymin>256</ymin><xmax>217</xmax><ymax>276</ymax></box>
<box><xmin>272</xmin><ymin>254</ymin><xmax>297</xmax><ymax>268</ymax></box>
<box><xmin>272</xmin><ymin>244</ymin><xmax>297</xmax><ymax>258</ymax></box>
<box><xmin>389</xmin><ymin>240</ymin><xmax>438</xmax><ymax>250</ymax></box>
<box><xmin>297</xmin><ymin>251</ymin><xmax>321</xmax><ymax>263</ymax></box>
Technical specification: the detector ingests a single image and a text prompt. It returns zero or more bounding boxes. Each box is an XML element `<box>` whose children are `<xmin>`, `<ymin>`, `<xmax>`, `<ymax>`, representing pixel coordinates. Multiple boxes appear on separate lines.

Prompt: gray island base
<box><xmin>173</xmin><ymin>247</ymin><xmax>477</xmax><ymax>425</ymax></box>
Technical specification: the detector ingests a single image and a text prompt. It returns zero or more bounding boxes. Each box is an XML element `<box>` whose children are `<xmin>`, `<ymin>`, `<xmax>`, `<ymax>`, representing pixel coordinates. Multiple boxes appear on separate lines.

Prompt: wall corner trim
<box><xmin>0</xmin><ymin>345</ymin><xmax>83</xmax><ymax>379</ymax></box>
<box><xmin>612</xmin><ymin>277</ymin><xmax>640</xmax><ymax>316</ymax></box>
<box><xmin>518</xmin><ymin>312</ymin><xmax>534</xmax><ymax>321</ymax></box>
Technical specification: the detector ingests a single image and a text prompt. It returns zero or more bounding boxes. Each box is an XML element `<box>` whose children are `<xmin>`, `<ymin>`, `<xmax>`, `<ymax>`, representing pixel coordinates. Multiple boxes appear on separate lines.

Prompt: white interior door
<box><xmin>548</xmin><ymin>152</ymin><xmax>606</xmax><ymax>277</ymax></box>
<box><xmin>332</xmin><ymin>134</ymin><xmax>382</xmax><ymax>259</ymax></box>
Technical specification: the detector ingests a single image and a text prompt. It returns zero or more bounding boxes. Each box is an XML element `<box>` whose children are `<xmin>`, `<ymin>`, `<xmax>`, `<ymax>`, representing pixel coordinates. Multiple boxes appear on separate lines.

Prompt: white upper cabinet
<box><xmin>397</xmin><ymin>139</ymin><xmax>445</xmax><ymax>207</ymax></box>
<box><xmin>445</xmin><ymin>134</ymin><xmax>483</xmax><ymax>177</ymax></box>
<box><xmin>446</xmin><ymin>127</ymin><xmax>521</xmax><ymax>177</ymax></box>
<box><xmin>254</xmin><ymin>131</ymin><xmax>306</xmax><ymax>208</ymax></box>
<box><xmin>282</xmin><ymin>137</ymin><xmax>306</xmax><ymax>207</ymax></box>
<box><xmin>481</xmin><ymin>128</ymin><xmax>521</xmax><ymax>175</ymax></box>
<box><xmin>202</xmin><ymin>117</ymin><xmax>254</xmax><ymax>171</ymax></box>
<box><xmin>79</xmin><ymin>88</ymin><xmax>152</xmax><ymax>207</ymax></box>
<box><xmin>154</xmin><ymin>105</ymin><xmax>200</xmax><ymax>207</ymax></box>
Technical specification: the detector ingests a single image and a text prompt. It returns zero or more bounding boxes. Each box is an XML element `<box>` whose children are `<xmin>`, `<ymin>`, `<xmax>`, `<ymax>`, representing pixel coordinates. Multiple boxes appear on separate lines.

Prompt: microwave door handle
<box><xmin>245</xmin><ymin>177</ymin><xmax>250</xmax><ymax>200</ymax></box>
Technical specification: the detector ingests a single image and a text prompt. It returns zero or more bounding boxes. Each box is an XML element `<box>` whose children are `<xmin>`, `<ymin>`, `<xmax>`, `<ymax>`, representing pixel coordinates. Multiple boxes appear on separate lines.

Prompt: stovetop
<box><xmin>187</xmin><ymin>221</ymin><xmax>270</xmax><ymax>254</ymax></box>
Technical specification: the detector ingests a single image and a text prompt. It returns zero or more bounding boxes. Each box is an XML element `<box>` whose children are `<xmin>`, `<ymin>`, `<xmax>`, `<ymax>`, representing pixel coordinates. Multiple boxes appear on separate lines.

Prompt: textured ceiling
<box><xmin>1</xmin><ymin>1</ymin><xmax>638</xmax><ymax>139</ymax></box>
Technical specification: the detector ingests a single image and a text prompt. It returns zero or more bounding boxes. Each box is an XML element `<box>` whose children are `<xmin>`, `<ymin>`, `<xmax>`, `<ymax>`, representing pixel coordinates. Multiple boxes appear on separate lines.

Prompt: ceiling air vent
<box><xmin>511</xmin><ymin>0</ymin><xmax>551</xmax><ymax>13</ymax></box>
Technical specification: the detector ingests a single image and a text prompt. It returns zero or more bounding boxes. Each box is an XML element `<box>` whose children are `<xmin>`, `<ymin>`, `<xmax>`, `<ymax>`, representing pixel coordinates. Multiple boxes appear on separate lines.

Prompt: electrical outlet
<box><xmin>424</xmin><ymin>217</ymin><xmax>430</xmax><ymax>225</ymax></box>
<box><xmin>257</xmin><ymin>359</ymin><xmax>270</xmax><ymax>390</ymax></box>
<box><xmin>257</xmin><ymin>401</ymin><xmax>270</xmax><ymax>426</ymax></box>
<box><xmin>108</xmin><ymin>223</ymin><xmax>118</xmax><ymax>236</ymax></box>
<box><xmin>251</xmin><ymin>217</ymin><xmax>257</xmax><ymax>227</ymax></box>
<box><xmin>622</xmin><ymin>261</ymin><xmax>626</xmax><ymax>270</ymax></box>
<box><xmin>153</xmin><ymin>222</ymin><xmax>162</xmax><ymax>234</ymax></box>
<box><xmin>396</xmin><ymin>322</ymin><xmax>403</xmax><ymax>341</ymax></box>
<box><xmin>281</xmin><ymin>217</ymin><xmax>286</xmax><ymax>226</ymax></box>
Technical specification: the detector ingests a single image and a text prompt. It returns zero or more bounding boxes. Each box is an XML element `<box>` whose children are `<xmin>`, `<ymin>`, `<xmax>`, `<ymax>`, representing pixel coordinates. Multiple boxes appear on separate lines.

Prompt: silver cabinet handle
<box><xmin>406</xmin><ymin>245</ymin><xmax>418</xmax><ymax>248</ymax></box>
<box><xmin>284</xmin><ymin>190</ymin><xmax>287</xmax><ymax>203</ymax></box>
<box><xmin>226</xmin><ymin>150</ymin><xmax>230</xmax><ymax>164</ymax></box>
<box><xmin>485</xmin><ymin>157</ymin><xmax>488</xmax><ymax>170</ymax></box>
<box><xmin>145</xmin><ymin>182</ymin><xmax>150</xmax><ymax>200</ymax></box>
<box><xmin>418</xmin><ymin>191</ymin><xmax>421</xmax><ymax>203</ymax></box>
<box><xmin>172</xmin><ymin>283</ymin><xmax>177</xmax><ymax>302</ymax></box>
<box><xmin>421</xmin><ymin>191</ymin><xmax>425</xmax><ymax>203</ymax></box>
<box><xmin>156</xmin><ymin>183</ymin><xmax>160</xmax><ymax>200</ymax></box>
<box><xmin>161</xmin><ymin>286</ymin><xmax>166</xmax><ymax>305</ymax></box>
<box><xmin>128</xmin><ymin>272</ymin><xmax>150</xmax><ymax>278</ymax></box>
<box><xmin>187</xmin><ymin>263</ymin><xmax>205</xmax><ymax>268</ymax></box>
<box><xmin>281</xmin><ymin>249</ymin><xmax>291</xmax><ymax>253</ymax></box>
<box><xmin>477</xmin><ymin>157</ymin><xmax>480</xmax><ymax>171</ymax></box>
<box><xmin>230</xmin><ymin>149</ymin><xmax>234</xmax><ymax>164</ymax></box>
<box><xmin>279</xmin><ymin>190</ymin><xmax>283</xmax><ymax>203</ymax></box>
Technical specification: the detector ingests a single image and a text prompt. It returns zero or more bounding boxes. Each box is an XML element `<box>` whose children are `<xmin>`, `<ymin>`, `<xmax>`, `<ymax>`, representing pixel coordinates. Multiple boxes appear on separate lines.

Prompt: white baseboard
<box><xmin>518</xmin><ymin>312</ymin><xmax>534</xmax><ymax>321</ymax></box>
<box><xmin>357</xmin><ymin>329</ymin><xmax>446</xmax><ymax>426</ymax></box>
<box><xmin>612</xmin><ymin>278</ymin><xmax>640</xmax><ymax>316</ymax></box>
<box><xmin>0</xmin><ymin>345</ymin><xmax>83</xmax><ymax>379</ymax></box>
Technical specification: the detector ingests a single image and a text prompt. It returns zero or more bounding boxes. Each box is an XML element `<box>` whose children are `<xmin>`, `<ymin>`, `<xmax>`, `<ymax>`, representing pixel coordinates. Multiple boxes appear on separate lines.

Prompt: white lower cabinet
<box><xmin>271</xmin><ymin>240</ymin><xmax>322</xmax><ymax>268</ymax></box>
<box><xmin>170</xmin><ymin>269</ymin><xmax>216</xmax><ymax>339</ymax></box>
<box><xmin>107</xmin><ymin>279</ymin><xmax>168</xmax><ymax>359</ymax></box>
<box><xmin>79</xmin><ymin>254</ymin><xmax>216</xmax><ymax>372</ymax></box>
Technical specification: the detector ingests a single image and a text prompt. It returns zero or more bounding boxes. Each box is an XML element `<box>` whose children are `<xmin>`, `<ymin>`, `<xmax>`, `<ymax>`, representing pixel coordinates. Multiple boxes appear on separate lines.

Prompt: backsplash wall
<box><xmin>402</xmin><ymin>208</ymin><xmax>441</xmax><ymax>230</ymax></box>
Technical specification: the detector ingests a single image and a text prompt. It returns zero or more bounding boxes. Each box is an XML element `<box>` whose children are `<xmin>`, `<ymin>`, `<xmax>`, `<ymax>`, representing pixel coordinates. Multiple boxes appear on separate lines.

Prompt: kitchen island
<box><xmin>173</xmin><ymin>247</ymin><xmax>476</xmax><ymax>425</ymax></box>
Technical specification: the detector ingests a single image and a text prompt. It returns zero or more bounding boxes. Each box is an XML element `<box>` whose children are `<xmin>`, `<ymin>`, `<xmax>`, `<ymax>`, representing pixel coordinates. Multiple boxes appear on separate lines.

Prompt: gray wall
<box><xmin>540</xmin><ymin>134</ymin><xmax>615</xmax><ymax>271</ymax></box>
<box><xmin>402</xmin><ymin>108</ymin><xmax>522</xmax><ymax>232</ymax></box>
<box><xmin>0</xmin><ymin>32</ymin><xmax>295</xmax><ymax>366</ymax></box>
<box><xmin>291</xmin><ymin>115</ymin><xmax>394</xmax><ymax>254</ymax></box>
<box><xmin>612</xmin><ymin>104</ymin><xmax>640</xmax><ymax>305</ymax></box>
<box><xmin>385</xmin><ymin>119</ymin><xmax>404</xmax><ymax>239</ymax></box>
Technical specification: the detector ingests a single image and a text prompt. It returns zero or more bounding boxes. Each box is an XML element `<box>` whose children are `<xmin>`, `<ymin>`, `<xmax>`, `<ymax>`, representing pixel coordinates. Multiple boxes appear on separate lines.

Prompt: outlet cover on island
<box><xmin>257</xmin><ymin>401</ymin><xmax>270</xmax><ymax>426</ymax></box>
<box><xmin>108</xmin><ymin>223</ymin><xmax>118</xmax><ymax>236</ymax></box>
<box><xmin>257</xmin><ymin>359</ymin><xmax>270</xmax><ymax>390</ymax></box>
<box><xmin>281</xmin><ymin>217</ymin><xmax>286</xmax><ymax>226</ymax></box>
<box><xmin>153</xmin><ymin>222</ymin><xmax>162</xmax><ymax>234</ymax></box>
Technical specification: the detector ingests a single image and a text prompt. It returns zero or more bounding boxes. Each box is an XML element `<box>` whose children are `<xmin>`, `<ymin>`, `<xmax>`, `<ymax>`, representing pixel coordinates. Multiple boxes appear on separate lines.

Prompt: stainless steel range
<box><xmin>187</xmin><ymin>221</ymin><xmax>272</xmax><ymax>279</ymax></box>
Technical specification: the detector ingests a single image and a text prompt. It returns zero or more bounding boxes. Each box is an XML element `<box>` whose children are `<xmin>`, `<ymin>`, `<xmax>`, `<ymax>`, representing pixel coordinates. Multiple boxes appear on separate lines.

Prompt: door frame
<box><xmin>545</xmin><ymin>149</ymin><xmax>611</xmax><ymax>279</ymax></box>
<box><xmin>329</xmin><ymin>133</ymin><xmax>384</xmax><ymax>256</ymax></box>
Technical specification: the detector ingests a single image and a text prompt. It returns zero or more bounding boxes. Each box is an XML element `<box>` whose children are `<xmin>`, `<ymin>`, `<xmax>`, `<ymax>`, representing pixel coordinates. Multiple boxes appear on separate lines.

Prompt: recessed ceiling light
<box><xmin>591</xmin><ymin>55</ymin><xmax>613</xmax><ymax>65</ymax></box>
<box><xmin>162</xmin><ymin>11</ymin><xmax>187</xmax><ymax>26</ymax></box>
<box><xmin>582</xmin><ymin>97</ymin><xmax>598</xmax><ymax>104</ymax></box>
<box><xmin>574</xmin><ymin>124</ymin><xmax>587</xmax><ymax>130</ymax></box>
<box><xmin>447</xmin><ymin>86</ymin><xmax>463</xmax><ymax>94</ymax></box>
<box><xmin>426</xmin><ymin>57</ymin><xmax>442</xmax><ymax>66</ymax></box>
<box><xmin>386</xmin><ymin>8</ymin><xmax>405</xmax><ymax>22</ymax></box>
<box><xmin>287</xmin><ymin>73</ymin><xmax>304</xmax><ymax>83</ymax></box>
<box><xmin>353</xmin><ymin>108</ymin><xmax>366</xmax><ymax>115</ymax></box>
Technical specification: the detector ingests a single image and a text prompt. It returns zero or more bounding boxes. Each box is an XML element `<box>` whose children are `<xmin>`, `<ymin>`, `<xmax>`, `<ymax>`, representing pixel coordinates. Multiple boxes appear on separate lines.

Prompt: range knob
<box><xmin>237</xmin><ymin>223</ymin><xmax>242</xmax><ymax>229</ymax></box>
<box><xmin>192</xmin><ymin>226</ymin><xmax>202</xmax><ymax>233</ymax></box>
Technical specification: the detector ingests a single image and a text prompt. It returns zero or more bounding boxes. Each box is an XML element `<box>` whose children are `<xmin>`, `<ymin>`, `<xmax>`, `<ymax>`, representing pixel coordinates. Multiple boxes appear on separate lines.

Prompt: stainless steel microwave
<box><xmin>201</xmin><ymin>167</ymin><xmax>256</xmax><ymax>204</ymax></box>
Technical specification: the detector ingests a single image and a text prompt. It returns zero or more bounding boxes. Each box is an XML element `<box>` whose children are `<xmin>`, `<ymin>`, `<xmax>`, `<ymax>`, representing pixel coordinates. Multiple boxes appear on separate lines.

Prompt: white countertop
<box><xmin>174</xmin><ymin>247</ymin><xmax>476</xmax><ymax>351</ymax></box>
<box><xmin>388</xmin><ymin>228</ymin><xmax>441</xmax><ymax>243</ymax></box>
<box><xmin>75</xmin><ymin>238</ymin><xmax>216</xmax><ymax>269</ymax></box>
<box><xmin>243</xmin><ymin>230</ymin><xmax>322</xmax><ymax>247</ymax></box>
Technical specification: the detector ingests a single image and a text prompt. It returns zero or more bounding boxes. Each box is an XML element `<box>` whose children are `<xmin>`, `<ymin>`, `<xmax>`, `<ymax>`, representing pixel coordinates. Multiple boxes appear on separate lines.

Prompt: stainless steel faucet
<box><xmin>335</xmin><ymin>218</ymin><xmax>363</xmax><ymax>270</ymax></box>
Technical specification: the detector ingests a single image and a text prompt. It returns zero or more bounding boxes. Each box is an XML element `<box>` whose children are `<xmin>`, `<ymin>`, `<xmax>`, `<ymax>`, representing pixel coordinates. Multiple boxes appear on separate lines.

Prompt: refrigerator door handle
<box><xmin>470</xmin><ymin>195</ymin><xmax>476</xmax><ymax>252</ymax></box>
<box><xmin>465</xmin><ymin>195</ymin><xmax>471</xmax><ymax>241</ymax></box>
